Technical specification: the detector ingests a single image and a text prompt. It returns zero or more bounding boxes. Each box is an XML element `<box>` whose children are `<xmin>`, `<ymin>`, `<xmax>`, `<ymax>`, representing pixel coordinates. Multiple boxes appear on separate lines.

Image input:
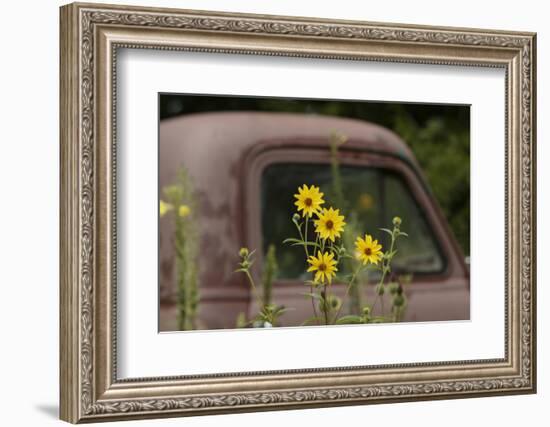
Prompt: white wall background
<box><xmin>0</xmin><ymin>0</ymin><xmax>545</xmax><ymax>425</ymax></box>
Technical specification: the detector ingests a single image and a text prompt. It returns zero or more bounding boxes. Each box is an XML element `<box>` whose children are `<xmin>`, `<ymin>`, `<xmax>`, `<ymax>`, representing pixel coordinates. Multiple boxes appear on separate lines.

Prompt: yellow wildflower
<box><xmin>159</xmin><ymin>200</ymin><xmax>173</xmax><ymax>217</ymax></box>
<box><xmin>314</xmin><ymin>207</ymin><xmax>346</xmax><ymax>242</ymax></box>
<box><xmin>307</xmin><ymin>251</ymin><xmax>338</xmax><ymax>285</ymax></box>
<box><xmin>294</xmin><ymin>184</ymin><xmax>325</xmax><ymax>218</ymax></box>
<box><xmin>355</xmin><ymin>234</ymin><xmax>383</xmax><ymax>265</ymax></box>
<box><xmin>178</xmin><ymin>205</ymin><xmax>191</xmax><ymax>218</ymax></box>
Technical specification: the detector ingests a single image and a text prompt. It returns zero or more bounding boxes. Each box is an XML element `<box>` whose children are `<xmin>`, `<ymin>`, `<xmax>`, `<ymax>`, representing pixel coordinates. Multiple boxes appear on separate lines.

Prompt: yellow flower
<box><xmin>355</xmin><ymin>234</ymin><xmax>383</xmax><ymax>265</ymax></box>
<box><xmin>159</xmin><ymin>200</ymin><xmax>173</xmax><ymax>217</ymax></box>
<box><xmin>178</xmin><ymin>205</ymin><xmax>191</xmax><ymax>218</ymax></box>
<box><xmin>294</xmin><ymin>184</ymin><xmax>325</xmax><ymax>218</ymax></box>
<box><xmin>314</xmin><ymin>207</ymin><xmax>346</xmax><ymax>242</ymax></box>
<box><xmin>307</xmin><ymin>251</ymin><xmax>338</xmax><ymax>285</ymax></box>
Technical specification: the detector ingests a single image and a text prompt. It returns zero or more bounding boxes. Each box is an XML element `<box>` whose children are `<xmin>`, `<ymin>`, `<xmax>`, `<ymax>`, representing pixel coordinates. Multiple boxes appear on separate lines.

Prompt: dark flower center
<box><xmin>364</xmin><ymin>248</ymin><xmax>372</xmax><ymax>256</ymax></box>
<box><xmin>318</xmin><ymin>263</ymin><xmax>327</xmax><ymax>272</ymax></box>
<box><xmin>325</xmin><ymin>220</ymin><xmax>334</xmax><ymax>229</ymax></box>
<box><xmin>304</xmin><ymin>198</ymin><xmax>313</xmax><ymax>206</ymax></box>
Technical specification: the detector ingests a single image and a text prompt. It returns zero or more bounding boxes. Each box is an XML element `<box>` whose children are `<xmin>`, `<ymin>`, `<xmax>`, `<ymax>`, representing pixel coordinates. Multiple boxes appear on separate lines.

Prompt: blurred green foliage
<box><xmin>160</xmin><ymin>94</ymin><xmax>470</xmax><ymax>255</ymax></box>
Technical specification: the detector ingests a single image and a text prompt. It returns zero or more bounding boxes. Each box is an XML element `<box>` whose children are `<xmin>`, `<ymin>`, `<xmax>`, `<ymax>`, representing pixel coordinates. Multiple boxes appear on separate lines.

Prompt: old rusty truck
<box><xmin>159</xmin><ymin>112</ymin><xmax>470</xmax><ymax>330</ymax></box>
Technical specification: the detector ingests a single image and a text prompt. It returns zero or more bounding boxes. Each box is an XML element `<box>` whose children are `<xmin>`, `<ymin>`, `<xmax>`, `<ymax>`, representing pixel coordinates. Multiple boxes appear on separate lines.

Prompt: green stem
<box><xmin>244</xmin><ymin>270</ymin><xmax>264</xmax><ymax>309</ymax></box>
<box><xmin>304</xmin><ymin>216</ymin><xmax>310</xmax><ymax>258</ymax></box>
<box><xmin>175</xmin><ymin>213</ymin><xmax>188</xmax><ymax>330</ymax></box>
<box><xmin>322</xmin><ymin>284</ymin><xmax>329</xmax><ymax>325</ymax></box>
<box><xmin>294</xmin><ymin>216</ymin><xmax>320</xmax><ymax>325</ymax></box>
<box><xmin>310</xmin><ymin>284</ymin><xmax>320</xmax><ymax>325</ymax></box>
<box><xmin>333</xmin><ymin>265</ymin><xmax>362</xmax><ymax>323</ymax></box>
<box><xmin>294</xmin><ymin>218</ymin><xmax>309</xmax><ymax>258</ymax></box>
<box><xmin>372</xmin><ymin>229</ymin><xmax>397</xmax><ymax>315</ymax></box>
<box><xmin>314</xmin><ymin>234</ymin><xmax>320</xmax><ymax>256</ymax></box>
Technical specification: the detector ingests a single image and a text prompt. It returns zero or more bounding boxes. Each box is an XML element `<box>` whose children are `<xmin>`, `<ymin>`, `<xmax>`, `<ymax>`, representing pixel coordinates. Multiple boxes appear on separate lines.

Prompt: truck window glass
<box><xmin>261</xmin><ymin>162</ymin><xmax>445</xmax><ymax>280</ymax></box>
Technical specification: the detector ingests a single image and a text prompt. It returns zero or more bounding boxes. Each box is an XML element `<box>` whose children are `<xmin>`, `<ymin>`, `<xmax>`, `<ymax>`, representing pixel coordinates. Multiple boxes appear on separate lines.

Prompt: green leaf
<box><xmin>335</xmin><ymin>315</ymin><xmax>364</xmax><ymax>325</ymax></box>
<box><xmin>301</xmin><ymin>292</ymin><xmax>321</xmax><ymax>300</ymax></box>
<box><xmin>398</xmin><ymin>231</ymin><xmax>409</xmax><ymax>237</ymax></box>
<box><xmin>379</xmin><ymin>228</ymin><xmax>394</xmax><ymax>236</ymax></box>
<box><xmin>371</xmin><ymin>315</ymin><xmax>391</xmax><ymax>323</ymax></box>
<box><xmin>283</xmin><ymin>238</ymin><xmax>304</xmax><ymax>245</ymax></box>
<box><xmin>387</xmin><ymin>250</ymin><xmax>398</xmax><ymax>258</ymax></box>
<box><xmin>295</xmin><ymin>242</ymin><xmax>322</xmax><ymax>249</ymax></box>
<box><xmin>338</xmin><ymin>273</ymin><xmax>355</xmax><ymax>282</ymax></box>
<box><xmin>282</xmin><ymin>238</ymin><xmax>323</xmax><ymax>250</ymax></box>
<box><xmin>273</xmin><ymin>307</ymin><xmax>293</xmax><ymax>316</ymax></box>
<box><xmin>303</xmin><ymin>280</ymin><xmax>320</xmax><ymax>287</ymax></box>
<box><xmin>301</xmin><ymin>316</ymin><xmax>323</xmax><ymax>326</ymax></box>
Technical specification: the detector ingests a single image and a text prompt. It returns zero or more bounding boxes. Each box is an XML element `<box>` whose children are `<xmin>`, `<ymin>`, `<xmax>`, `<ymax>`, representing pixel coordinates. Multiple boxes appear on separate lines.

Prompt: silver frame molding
<box><xmin>60</xmin><ymin>2</ymin><xmax>536</xmax><ymax>423</ymax></box>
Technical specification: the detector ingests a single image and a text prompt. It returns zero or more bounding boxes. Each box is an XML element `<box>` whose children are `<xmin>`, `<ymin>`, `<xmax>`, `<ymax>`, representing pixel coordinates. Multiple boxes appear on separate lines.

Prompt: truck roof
<box><xmin>160</xmin><ymin>111</ymin><xmax>417</xmax><ymax>165</ymax></box>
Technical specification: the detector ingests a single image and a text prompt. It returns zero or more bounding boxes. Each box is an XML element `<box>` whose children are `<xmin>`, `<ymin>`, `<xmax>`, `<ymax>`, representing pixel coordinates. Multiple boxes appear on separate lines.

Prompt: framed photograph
<box><xmin>60</xmin><ymin>2</ymin><xmax>537</xmax><ymax>423</ymax></box>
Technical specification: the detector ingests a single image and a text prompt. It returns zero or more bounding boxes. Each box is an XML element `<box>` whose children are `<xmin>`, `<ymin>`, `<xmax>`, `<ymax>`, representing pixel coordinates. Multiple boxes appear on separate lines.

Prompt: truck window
<box><xmin>261</xmin><ymin>162</ymin><xmax>445</xmax><ymax>280</ymax></box>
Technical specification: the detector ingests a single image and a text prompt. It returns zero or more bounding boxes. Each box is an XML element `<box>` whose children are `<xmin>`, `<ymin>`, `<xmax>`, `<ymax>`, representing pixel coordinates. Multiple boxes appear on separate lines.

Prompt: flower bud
<box><xmin>239</xmin><ymin>247</ymin><xmax>249</xmax><ymax>258</ymax></box>
<box><xmin>375</xmin><ymin>283</ymin><xmax>385</xmax><ymax>296</ymax></box>
<box><xmin>388</xmin><ymin>282</ymin><xmax>399</xmax><ymax>295</ymax></box>
<box><xmin>393</xmin><ymin>294</ymin><xmax>405</xmax><ymax>307</ymax></box>
<box><xmin>362</xmin><ymin>306</ymin><xmax>371</xmax><ymax>316</ymax></box>
<box><xmin>338</xmin><ymin>246</ymin><xmax>346</xmax><ymax>255</ymax></box>
<box><xmin>178</xmin><ymin>204</ymin><xmax>191</xmax><ymax>218</ymax></box>
<box><xmin>292</xmin><ymin>213</ymin><xmax>301</xmax><ymax>222</ymax></box>
<box><xmin>392</xmin><ymin>216</ymin><xmax>402</xmax><ymax>227</ymax></box>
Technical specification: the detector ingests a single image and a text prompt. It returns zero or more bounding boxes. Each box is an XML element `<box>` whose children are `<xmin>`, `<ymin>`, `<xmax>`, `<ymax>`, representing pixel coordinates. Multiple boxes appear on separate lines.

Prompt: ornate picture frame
<box><xmin>60</xmin><ymin>2</ymin><xmax>536</xmax><ymax>423</ymax></box>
